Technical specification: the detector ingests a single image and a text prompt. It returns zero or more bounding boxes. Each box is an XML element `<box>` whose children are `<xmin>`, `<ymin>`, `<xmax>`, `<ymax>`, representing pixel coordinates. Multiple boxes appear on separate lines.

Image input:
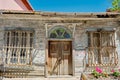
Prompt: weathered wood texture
<box><xmin>83</xmin><ymin>31</ymin><xmax>118</xmax><ymax>72</ymax></box>
<box><xmin>4</xmin><ymin>31</ymin><xmax>33</xmax><ymax>65</ymax></box>
<box><xmin>48</xmin><ymin>41</ymin><xmax>72</xmax><ymax>76</ymax></box>
<box><xmin>0</xmin><ymin>11</ymin><xmax>119</xmax><ymax>78</ymax></box>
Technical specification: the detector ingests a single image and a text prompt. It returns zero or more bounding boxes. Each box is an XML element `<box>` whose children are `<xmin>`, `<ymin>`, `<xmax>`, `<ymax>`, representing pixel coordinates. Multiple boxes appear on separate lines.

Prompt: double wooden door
<box><xmin>48</xmin><ymin>41</ymin><xmax>72</xmax><ymax>76</ymax></box>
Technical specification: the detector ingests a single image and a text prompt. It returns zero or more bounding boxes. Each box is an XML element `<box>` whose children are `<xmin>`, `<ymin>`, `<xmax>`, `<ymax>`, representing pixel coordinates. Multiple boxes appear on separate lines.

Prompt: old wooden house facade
<box><xmin>0</xmin><ymin>10</ymin><xmax>120</xmax><ymax>78</ymax></box>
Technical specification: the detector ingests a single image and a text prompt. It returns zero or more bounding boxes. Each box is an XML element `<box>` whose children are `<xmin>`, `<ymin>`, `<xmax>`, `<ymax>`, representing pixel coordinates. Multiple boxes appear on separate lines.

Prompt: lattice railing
<box><xmin>0</xmin><ymin>64</ymin><xmax>34</xmax><ymax>78</ymax></box>
<box><xmin>83</xmin><ymin>47</ymin><xmax>118</xmax><ymax>72</ymax></box>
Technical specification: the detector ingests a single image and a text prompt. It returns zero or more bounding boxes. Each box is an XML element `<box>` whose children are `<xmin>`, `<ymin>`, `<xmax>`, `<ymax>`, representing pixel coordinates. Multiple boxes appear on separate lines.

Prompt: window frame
<box><xmin>87</xmin><ymin>30</ymin><xmax>118</xmax><ymax>66</ymax></box>
<box><xmin>4</xmin><ymin>30</ymin><xmax>34</xmax><ymax>65</ymax></box>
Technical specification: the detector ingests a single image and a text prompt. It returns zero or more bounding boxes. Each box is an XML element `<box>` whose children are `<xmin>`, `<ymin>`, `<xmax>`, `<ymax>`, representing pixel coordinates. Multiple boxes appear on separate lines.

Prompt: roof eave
<box><xmin>21</xmin><ymin>0</ymin><xmax>33</xmax><ymax>11</ymax></box>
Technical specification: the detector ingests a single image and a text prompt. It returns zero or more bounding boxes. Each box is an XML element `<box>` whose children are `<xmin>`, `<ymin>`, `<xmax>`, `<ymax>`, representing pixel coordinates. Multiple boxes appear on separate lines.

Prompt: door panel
<box><xmin>48</xmin><ymin>41</ymin><xmax>72</xmax><ymax>76</ymax></box>
<box><xmin>62</xmin><ymin>42</ymin><xmax>71</xmax><ymax>55</ymax></box>
<box><xmin>49</xmin><ymin>41</ymin><xmax>59</xmax><ymax>56</ymax></box>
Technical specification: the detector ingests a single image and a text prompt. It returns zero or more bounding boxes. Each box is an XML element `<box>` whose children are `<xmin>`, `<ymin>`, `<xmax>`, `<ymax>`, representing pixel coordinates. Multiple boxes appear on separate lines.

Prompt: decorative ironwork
<box><xmin>49</xmin><ymin>28</ymin><xmax>71</xmax><ymax>39</ymax></box>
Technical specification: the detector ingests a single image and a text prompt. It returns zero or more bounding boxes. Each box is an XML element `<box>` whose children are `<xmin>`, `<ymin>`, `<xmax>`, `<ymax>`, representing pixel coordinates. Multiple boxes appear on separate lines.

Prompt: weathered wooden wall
<box><xmin>0</xmin><ymin>11</ymin><xmax>120</xmax><ymax>77</ymax></box>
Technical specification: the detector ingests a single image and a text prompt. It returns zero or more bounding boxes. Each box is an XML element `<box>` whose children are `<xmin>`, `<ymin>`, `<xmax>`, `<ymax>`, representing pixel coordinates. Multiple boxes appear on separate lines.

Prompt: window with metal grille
<box><xmin>87</xmin><ymin>30</ymin><xmax>118</xmax><ymax>66</ymax></box>
<box><xmin>4</xmin><ymin>30</ymin><xmax>34</xmax><ymax>65</ymax></box>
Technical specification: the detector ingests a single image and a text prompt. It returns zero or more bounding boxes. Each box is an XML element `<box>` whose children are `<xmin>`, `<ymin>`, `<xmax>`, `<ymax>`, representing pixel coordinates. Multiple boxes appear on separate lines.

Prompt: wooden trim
<box><xmin>3</xmin><ymin>64</ymin><xmax>31</xmax><ymax>66</ymax></box>
<box><xmin>48</xmin><ymin>39</ymin><xmax>73</xmax><ymax>41</ymax></box>
<box><xmin>87</xmin><ymin>31</ymin><xmax>115</xmax><ymax>33</ymax></box>
<box><xmin>99</xmin><ymin>32</ymin><xmax>102</xmax><ymax>64</ymax></box>
<box><xmin>21</xmin><ymin>0</ymin><xmax>33</xmax><ymax>11</ymax></box>
<box><xmin>87</xmin><ymin>31</ymin><xmax>118</xmax><ymax>66</ymax></box>
<box><xmin>46</xmin><ymin>38</ymin><xmax>74</xmax><ymax>77</ymax></box>
<box><xmin>4</xmin><ymin>31</ymin><xmax>33</xmax><ymax>65</ymax></box>
<box><xmin>72</xmin><ymin>40</ymin><xmax>75</xmax><ymax>76</ymax></box>
<box><xmin>45</xmin><ymin>39</ymin><xmax>48</xmax><ymax>77</ymax></box>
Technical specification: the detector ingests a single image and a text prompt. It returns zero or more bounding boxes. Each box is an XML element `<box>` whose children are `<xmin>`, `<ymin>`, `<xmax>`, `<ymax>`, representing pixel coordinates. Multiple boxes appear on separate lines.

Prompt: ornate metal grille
<box><xmin>49</xmin><ymin>28</ymin><xmax>71</xmax><ymax>39</ymax></box>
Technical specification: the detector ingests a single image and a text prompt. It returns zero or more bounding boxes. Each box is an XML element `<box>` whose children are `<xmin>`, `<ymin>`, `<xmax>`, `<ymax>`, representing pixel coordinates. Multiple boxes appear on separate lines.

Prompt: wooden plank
<box><xmin>48</xmin><ymin>41</ymin><xmax>52</xmax><ymax>76</ymax></box>
<box><xmin>4</xmin><ymin>32</ymin><xmax>8</xmax><ymax>64</ymax></box>
<box><xmin>98</xmin><ymin>32</ymin><xmax>101</xmax><ymax>64</ymax></box>
<box><xmin>49</xmin><ymin>41</ymin><xmax>59</xmax><ymax>75</ymax></box>
<box><xmin>17</xmin><ymin>31</ymin><xmax>22</xmax><ymax>64</ymax></box>
<box><xmin>7</xmin><ymin>31</ymin><xmax>12</xmax><ymax>64</ymax></box>
<box><xmin>45</xmin><ymin>39</ymin><xmax>48</xmax><ymax>77</ymax></box>
<box><xmin>22</xmin><ymin>32</ymin><xmax>25</xmax><ymax>64</ymax></box>
<box><xmin>88</xmin><ymin>48</ymin><xmax>90</xmax><ymax>66</ymax></box>
<box><xmin>60</xmin><ymin>42</ymin><xmax>63</xmax><ymax>75</ymax></box>
<box><xmin>90</xmin><ymin>33</ymin><xmax>93</xmax><ymax>47</ymax></box>
<box><xmin>27</xmin><ymin>32</ymin><xmax>30</xmax><ymax>65</ymax></box>
<box><xmin>112</xmin><ymin>33</ymin><xmax>114</xmax><ymax>46</ymax></box>
<box><xmin>64</xmin><ymin>55</ymin><xmax>68</xmax><ymax>75</ymax></box>
<box><xmin>68</xmin><ymin>41</ymin><xmax>72</xmax><ymax>75</ymax></box>
<box><xmin>51</xmin><ymin>56</ymin><xmax>56</xmax><ymax>75</ymax></box>
<box><xmin>91</xmin><ymin>48</ymin><xmax>94</xmax><ymax>64</ymax></box>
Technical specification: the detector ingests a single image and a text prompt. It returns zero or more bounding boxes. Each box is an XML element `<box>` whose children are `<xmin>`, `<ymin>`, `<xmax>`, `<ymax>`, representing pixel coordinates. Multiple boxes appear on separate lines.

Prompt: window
<box><xmin>49</xmin><ymin>28</ymin><xmax>71</xmax><ymax>39</ymax></box>
<box><xmin>87</xmin><ymin>30</ymin><xmax>118</xmax><ymax>66</ymax></box>
<box><xmin>4</xmin><ymin>30</ymin><xmax>34</xmax><ymax>65</ymax></box>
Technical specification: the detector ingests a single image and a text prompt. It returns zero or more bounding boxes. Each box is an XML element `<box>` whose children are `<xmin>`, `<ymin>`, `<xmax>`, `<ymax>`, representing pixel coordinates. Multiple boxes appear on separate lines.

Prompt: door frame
<box><xmin>45</xmin><ymin>39</ymin><xmax>75</xmax><ymax>77</ymax></box>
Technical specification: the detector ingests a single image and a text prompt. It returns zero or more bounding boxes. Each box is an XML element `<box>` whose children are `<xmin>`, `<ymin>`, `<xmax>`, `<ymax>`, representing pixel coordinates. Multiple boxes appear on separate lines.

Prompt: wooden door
<box><xmin>48</xmin><ymin>41</ymin><xmax>72</xmax><ymax>76</ymax></box>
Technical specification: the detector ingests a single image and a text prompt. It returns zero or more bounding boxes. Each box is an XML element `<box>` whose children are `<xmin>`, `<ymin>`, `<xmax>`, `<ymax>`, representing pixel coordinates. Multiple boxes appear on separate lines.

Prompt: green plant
<box><xmin>92</xmin><ymin>70</ymin><xmax>101</xmax><ymax>78</ymax></box>
<box><xmin>111</xmin><ymin>69</ymin><xmax>120</xmax><ymax>77</ymax></box>
<box><xmin>112</xmin><ymin>71</ymin><xmax>120</xmax><ymax>77</ymax></box>
<box><xmin>112</xmin><ymin>72</ymin><xmax>120</xmax><ymax>77</ymax></box>
<box><xmin>110</xmin><ymin>0</ymin><xmax>120</xmax><ymax>12</ymax></box>
<box><xmin>92</xmin><ymin>67</ymin><xmax>108</xmax><ymax>78</ymax></box>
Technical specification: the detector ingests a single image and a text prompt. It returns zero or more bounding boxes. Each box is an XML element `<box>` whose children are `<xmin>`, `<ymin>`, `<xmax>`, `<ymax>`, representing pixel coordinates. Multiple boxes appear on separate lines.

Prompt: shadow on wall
<box><xmin>32</xmin><ymin>49</ymin><xmax>45</xmax><ymax>66</ymax></box>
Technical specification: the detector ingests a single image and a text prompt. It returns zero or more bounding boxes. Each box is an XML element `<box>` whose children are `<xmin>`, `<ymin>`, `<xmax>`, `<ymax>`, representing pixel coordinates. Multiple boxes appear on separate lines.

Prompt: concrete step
<box><xmin>3</xmin><ymin>77</ymin><xmax>81</xmax><ymax>80</ymax></box>
<box><xmin>1</xmin><ymin>70</ymin><xmax>44</xmax><ymax>78</ymax></box>
<box><xmin>28</xmin><ymin>70</ymin><xmax>44</xmax><ymax>76</ymax></box>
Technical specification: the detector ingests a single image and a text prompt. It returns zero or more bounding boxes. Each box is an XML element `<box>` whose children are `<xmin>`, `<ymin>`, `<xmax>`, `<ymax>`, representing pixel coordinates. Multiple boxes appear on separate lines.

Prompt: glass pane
<box><xmin>50</xmin><ymin>28</ymin><xmax>71</xmax><ymax>39</ymax></box>
<box><xmin>10</xmin><ymin>58</ymin><xmax>18</xmax><ymax>63</ymax></box>
<box><xmin>20</xmin><ymin>59</ymin><xmax>26</xmax><ymax>63</ymax></box>
<box><xmin>50</xmin><ymin>33</ymin><xmax>57</xmax><ymax>38</ymax></box>
<box><xmin>20</xmin><ymin>50</ymin><xmax>25</xmax><ymax>57</ymax></box>
<box><xmin>63</xmin><ymin>31</ymin><xmax>70</xmax><ymax>38</ymax></box>
<box><xmin>56</xmin><ymin>28</ymin><xmax>64</xmax><ymax>36</ymax></box>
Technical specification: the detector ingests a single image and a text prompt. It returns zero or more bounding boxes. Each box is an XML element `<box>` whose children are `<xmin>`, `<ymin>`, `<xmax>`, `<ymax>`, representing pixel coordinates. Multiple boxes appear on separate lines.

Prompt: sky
<box><xmin>29</xmin><ymin>0</ymin><xmax>112</xmax><ymax>12</ymax></box>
